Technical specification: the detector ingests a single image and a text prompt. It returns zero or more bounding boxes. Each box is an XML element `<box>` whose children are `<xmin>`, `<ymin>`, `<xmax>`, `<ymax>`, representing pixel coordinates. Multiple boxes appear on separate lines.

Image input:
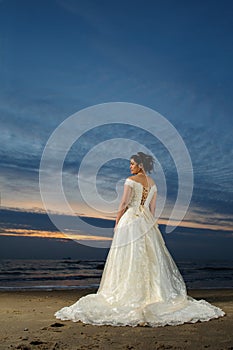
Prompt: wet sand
<box><xmin>0</xmin><ymin>288</ymin><xmax>232</xmax><ymax>350</ymax></box>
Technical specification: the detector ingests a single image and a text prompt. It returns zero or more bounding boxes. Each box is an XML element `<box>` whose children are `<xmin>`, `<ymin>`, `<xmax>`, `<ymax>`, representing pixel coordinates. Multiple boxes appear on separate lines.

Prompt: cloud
<box><xmin>1</xmin><ymin>116</ymin><xmax>232</xmax><ymax>228</ymax></box>
<box><xmin>0</xmin><ymin>0</ymin><xmax>232</xmax><ymax>230</ymax></box>
<box><xmin>0</xmin><ymin>228</ymin><xmax>112</xmax><ymax>242</ymax></box>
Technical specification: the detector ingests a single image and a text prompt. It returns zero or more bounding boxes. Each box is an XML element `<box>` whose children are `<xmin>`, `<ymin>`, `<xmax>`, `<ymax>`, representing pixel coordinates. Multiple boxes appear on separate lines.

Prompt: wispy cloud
<box><xmin>0</xmin><ymin>228</ymin><xmax>112</xmax><ymax>241</ymax></box>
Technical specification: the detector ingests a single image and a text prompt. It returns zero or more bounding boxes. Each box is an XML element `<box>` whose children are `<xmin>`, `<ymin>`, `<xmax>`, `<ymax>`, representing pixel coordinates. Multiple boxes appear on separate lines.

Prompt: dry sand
<box><xmin>0</xmin><ymin>288</ymin><xmax>232</xmax><ymax>350</ymax></box>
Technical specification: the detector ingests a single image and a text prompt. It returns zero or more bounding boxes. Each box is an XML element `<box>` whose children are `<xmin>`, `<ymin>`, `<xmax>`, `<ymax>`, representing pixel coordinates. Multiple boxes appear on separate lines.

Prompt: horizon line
<box><xmin>1</xmin><ymin>205</ymin><xmax>233</xmax><ymax>233</ymax></box>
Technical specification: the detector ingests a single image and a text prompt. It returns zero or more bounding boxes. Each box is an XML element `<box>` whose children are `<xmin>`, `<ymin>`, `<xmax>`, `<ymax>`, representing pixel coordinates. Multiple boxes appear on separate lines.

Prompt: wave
<box><xmin>0</xmin><ymin>259</ymin><xmax>232</xmax><ymax>291</ymax></box>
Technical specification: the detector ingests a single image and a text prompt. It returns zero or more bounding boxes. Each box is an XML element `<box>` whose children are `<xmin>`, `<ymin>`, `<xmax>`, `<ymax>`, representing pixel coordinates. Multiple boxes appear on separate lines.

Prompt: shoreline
<box><xmin>1</xmin><ymin>286</ymin><xmax>233</xmax><ymax>292</ymax></box>
<box><xmin>0</xmin><ymin>288</ymin><xmax>232</xmax><ymax>350</ymax></box>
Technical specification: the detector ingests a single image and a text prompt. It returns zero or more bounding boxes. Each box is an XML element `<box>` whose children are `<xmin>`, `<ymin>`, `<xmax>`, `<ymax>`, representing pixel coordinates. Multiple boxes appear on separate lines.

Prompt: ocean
<box><xmin>0</xmin><ymin>259</ymin><xmax>232</xmax><ymax>291</ymax></box>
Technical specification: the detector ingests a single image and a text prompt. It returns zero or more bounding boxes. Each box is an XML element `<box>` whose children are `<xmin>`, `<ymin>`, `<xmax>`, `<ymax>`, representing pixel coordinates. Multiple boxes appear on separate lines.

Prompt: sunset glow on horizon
<box><xmin>1</xmin><ymin>205</ymin><xmax>233</xmax><ymax>238</ymax></box>
<box><xmin>0</xmin><ymin>228</ymin><xmax>113</xmax><ymax>242</ymax></box>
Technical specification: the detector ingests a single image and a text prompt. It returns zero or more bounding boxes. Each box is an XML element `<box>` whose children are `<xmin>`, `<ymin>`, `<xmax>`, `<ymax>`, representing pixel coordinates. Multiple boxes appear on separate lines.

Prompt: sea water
<box><xmin>0</xmin><ymin>259</ymin><xmax>232</xmax><ymax>291</ymax></box>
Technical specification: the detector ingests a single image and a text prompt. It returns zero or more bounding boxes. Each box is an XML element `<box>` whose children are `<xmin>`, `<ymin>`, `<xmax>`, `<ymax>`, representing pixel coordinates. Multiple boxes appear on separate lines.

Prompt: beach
<box><xmin>0</xmin><ymin>288</ymin><xmax>232</xmax><ymax>350</ymax></box>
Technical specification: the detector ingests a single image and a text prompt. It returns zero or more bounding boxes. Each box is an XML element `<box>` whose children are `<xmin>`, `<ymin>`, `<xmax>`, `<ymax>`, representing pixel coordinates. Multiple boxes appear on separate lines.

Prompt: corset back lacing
<box><xmin>140</xmin><ymin>186</ymin><xmax>149</xmax><ymax>205</ymax></box>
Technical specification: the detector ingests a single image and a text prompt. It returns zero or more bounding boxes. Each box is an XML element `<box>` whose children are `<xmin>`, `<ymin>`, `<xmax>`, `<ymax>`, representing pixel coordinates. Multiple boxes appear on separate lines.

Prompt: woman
<box><xmin>55</xmin><ymin>152</ymin><xmax>225</xmax><ymax>327</ymax></box>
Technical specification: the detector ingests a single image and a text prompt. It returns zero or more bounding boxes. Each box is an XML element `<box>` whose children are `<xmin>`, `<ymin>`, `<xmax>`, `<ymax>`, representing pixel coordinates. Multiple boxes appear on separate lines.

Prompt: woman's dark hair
<box><xmin>130</xmin><ymin>152</ymin><xmax>155</xmax><ymax>173</ymax></box>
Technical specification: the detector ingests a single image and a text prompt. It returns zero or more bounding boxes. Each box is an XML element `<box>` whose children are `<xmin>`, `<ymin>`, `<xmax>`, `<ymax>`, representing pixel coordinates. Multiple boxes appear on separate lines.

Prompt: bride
<box><xmin>55</xmin><ymin>152</ymin><xmax>225</xmax><ymax>327</ymax></box>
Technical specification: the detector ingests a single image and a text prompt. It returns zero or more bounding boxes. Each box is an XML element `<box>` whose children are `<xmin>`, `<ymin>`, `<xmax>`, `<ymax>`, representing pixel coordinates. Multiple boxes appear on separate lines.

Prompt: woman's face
<box><xmin>130</xmin><ymin>158</ymin><xmax>140</xmax><ymax>174</ymax></box>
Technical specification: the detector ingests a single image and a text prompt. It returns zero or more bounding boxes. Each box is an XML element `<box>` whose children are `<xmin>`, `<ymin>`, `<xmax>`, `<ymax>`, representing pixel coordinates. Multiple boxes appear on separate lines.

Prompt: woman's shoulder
<box><xmin>127</xmin><ymin>176</ymin><xmax>136</xmax><ymax>181</ymax></box>
<box><xmin>126</xmin><ymin>176</ymin><xmax>139</xmax><ymax>184</ymax></box>
<box><xmin>146</xmin><ymin>176</ymin><xmax>155</xmax><ymax>186</ymax></box>
<box><xmin>125</xmin><ymin>177</ymin><xmax>135</xmax><ymax>187</ymax></box>
<box><xmin>125</xmin><ymin>175</ymin><xmax>156</xmax><ymax>188</ymax></box>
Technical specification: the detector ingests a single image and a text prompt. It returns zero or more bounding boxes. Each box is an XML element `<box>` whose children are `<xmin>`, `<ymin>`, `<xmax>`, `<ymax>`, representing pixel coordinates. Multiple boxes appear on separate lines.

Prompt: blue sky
<box><xmin>0</xmin><ymin>0</ymin><xmax>233</xmax><ymax>258</ymax></box>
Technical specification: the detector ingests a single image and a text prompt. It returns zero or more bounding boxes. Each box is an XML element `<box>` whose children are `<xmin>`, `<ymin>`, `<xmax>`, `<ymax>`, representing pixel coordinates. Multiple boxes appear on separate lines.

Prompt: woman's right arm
<box><xmin>149</xmin><ymin>191</ymin><xmax>157</xmax><ymax>216</ymax></box>
<box><xmin>114</xmin><ymin>184</ymin><xmax>132</xmax><ymax>229</ymax></box>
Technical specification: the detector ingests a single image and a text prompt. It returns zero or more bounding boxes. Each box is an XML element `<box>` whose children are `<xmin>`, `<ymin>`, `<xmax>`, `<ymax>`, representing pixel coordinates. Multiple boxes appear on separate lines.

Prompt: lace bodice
<box><xmin>125</xmin><ymin>178</ymin><xmax>157</xmax><ymax>209</ymax></box>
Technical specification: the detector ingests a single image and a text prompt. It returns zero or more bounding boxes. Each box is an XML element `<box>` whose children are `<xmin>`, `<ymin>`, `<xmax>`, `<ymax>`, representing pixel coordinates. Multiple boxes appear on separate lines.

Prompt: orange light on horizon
<box><xmin>1</xmin><ymin>205</ymin><xmax>233</xmax><ymax>234</ymax></box>
<box><xmin>157</xmin><ymin>219</ymin><xmax>233</xmax><ymax>232</ymax></box>
<box><xmin>0</xmin><ymin>228</ymin><xmax>113</xmax><ymax>241</ymax></box>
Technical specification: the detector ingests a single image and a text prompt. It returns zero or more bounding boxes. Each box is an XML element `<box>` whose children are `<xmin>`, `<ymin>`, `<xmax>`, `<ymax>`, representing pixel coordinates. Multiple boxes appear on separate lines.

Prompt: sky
<box><xmin>0</xmin><ymin>0</ymin><xmax>233</xmax><ymax>260</ymax></box>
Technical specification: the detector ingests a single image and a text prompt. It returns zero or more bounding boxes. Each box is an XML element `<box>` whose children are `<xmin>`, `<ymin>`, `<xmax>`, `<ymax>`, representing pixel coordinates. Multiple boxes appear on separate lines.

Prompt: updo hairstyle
<box><xmin>130</xmin><ymin>152</ymin><xmax>155</xmax><ymax>173</ymax></box>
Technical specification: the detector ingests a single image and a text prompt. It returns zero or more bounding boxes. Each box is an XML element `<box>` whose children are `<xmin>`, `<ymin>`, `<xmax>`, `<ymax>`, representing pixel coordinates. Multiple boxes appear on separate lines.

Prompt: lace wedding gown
<box><xmin>55</xmin><ymin>178</ymin><xmax>225</xmax><ymax>327</ymax></box>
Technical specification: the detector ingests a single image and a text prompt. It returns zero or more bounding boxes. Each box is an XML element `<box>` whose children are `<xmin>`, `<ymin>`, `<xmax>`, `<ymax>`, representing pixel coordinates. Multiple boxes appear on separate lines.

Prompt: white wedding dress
<box><xmin>55</xmin><ymin>178</ymin><xmax>225</xmax><ymax>327</ymax></box>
